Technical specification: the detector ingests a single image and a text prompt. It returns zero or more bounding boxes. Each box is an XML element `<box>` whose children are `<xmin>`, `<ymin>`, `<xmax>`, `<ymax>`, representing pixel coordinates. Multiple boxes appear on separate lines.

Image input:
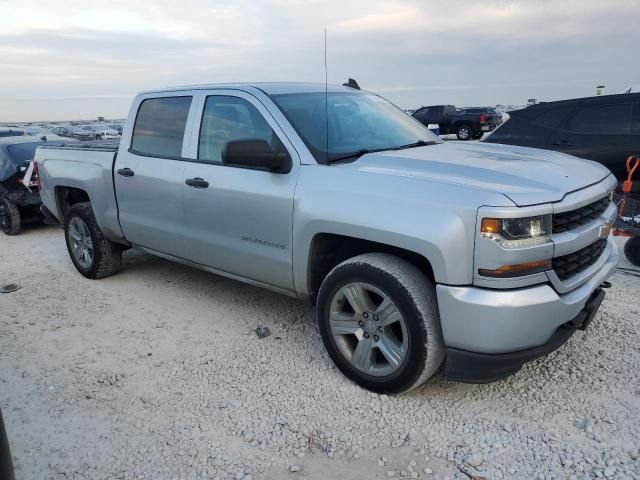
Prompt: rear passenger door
<box><xmin>550</xmin><ymin>102</ymin><xmax>638</xmax><ymax>179</ymax></box>
<box><xmin>181</xmin><ymin>91</ymin><xmax>299</xmax><ymax>291</ymax></box>
<box><xmin>114</xmin><ymin>94</ymin><xmax>196</xmax><ymax>258</ymax></box>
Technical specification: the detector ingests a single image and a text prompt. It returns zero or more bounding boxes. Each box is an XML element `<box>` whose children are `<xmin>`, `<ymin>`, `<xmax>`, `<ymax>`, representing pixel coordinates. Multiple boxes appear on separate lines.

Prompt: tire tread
<box><xmin>65</xmin><ymin>202</ymin><xmax>122</xmax><ymax>279</ymax></box>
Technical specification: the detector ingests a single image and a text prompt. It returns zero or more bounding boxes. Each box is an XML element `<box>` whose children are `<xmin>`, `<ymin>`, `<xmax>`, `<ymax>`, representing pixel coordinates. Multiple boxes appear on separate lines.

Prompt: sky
<box><xmin>1</xmin><ymin>0</ymin><xmax>639</xmax><ymax>122</ymax></box>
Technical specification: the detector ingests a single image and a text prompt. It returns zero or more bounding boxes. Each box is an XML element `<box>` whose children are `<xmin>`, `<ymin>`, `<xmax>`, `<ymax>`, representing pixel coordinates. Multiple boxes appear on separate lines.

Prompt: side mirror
<box><xmin>221</xmin><ymin>139</ymin><xmax>291</xmax><ymax>173</ymax></box>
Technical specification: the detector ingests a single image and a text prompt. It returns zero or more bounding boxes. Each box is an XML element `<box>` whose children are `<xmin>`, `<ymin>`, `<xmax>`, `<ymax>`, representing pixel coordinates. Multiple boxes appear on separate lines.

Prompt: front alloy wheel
<box><xmin>317</xmin><ymin>253</ymin><xmax>445</xmax><ymax>394</ymax></box>
<box><xmin>329</xmin><ymin>282</ymin><xmax>409</xmax><ymax>377</ymax></box>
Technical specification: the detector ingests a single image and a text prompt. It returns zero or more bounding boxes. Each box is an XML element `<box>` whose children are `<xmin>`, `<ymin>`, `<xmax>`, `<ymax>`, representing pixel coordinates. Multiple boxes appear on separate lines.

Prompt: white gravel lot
<box><xmin>1</xmin><ymin>226</ymin><xmax>639</xmax><ymax>480</ymax></box>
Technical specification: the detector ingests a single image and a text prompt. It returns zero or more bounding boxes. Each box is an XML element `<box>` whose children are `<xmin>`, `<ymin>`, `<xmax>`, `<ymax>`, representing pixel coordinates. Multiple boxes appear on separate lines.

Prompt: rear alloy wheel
<box><xmin>64</xmin><ymin>202</ymin><xmax>123</xmax><ymax>279</ymax></box>
<box><xmin>624</xmin><ymin>237</ymin><xmax>640</xmax><ymax>267</ymax></box>
<box><xmin>317</xmin><ymin>253</ymin><xmax>445</xmax><ymax>394</ymax></box>
<box><xmin>456</xmin><ymin>125</ymin><xmax>472</xmax><ymax>140</ymax></box>
<box><xmin>0</xmin><ymin>197</ymin><xmax>21</xmax><ymax>235</ymax></box>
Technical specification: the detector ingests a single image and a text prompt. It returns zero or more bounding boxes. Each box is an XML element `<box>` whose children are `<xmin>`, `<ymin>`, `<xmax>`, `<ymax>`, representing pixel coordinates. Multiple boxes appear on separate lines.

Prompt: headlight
<box><xmin>480</xmin><ymin>214</ymin><xmax>551</xmax><ymax>248</ymax></box>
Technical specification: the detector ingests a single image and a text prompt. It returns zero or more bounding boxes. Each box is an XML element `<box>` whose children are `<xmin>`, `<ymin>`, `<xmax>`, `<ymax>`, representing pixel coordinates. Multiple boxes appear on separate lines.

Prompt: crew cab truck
<box><xmin>412</xmin><ymin>105</ymin><xmax>502</xmax><ymax>140</ymax></box>
<box><xmin>36</xmin><ymin>83</ymin><xmax>618</xmax><ymax>393</ymax></box>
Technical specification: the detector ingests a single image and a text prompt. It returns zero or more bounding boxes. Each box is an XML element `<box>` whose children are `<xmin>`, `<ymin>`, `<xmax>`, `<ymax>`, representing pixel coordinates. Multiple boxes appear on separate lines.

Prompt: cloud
<box><xmin>1</xmin><ymin>0</ymin><xmax>639</xmax><ymax>121</ymax></box>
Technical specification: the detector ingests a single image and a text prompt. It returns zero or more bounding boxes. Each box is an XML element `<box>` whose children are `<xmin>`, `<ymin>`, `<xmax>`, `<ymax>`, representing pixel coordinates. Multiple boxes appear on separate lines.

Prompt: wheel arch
<box><xmin>55</xmin><ymin>186</ymin><xmax>90</xmax><ymax>221</ymax></box>
<box><xmin>304</xmin><ymin>232</ymin><xmax>437</xmax><ymax>304</ymax></box>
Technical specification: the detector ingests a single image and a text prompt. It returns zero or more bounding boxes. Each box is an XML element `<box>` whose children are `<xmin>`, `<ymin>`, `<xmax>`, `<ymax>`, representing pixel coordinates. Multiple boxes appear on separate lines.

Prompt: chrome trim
<box><xmin>552</xmin><ymin>202</ymin><xmax>617</xmax><ymax>257</ymax></box>
<box><xmin>552</xmin><ymin>175</ymin><xmax>616</xmax><ymax>214</ymax></box>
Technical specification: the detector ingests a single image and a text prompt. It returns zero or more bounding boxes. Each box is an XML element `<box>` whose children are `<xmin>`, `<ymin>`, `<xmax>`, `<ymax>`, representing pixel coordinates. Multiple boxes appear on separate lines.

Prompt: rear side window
<box><xmin>567</xmin><ymin>104</ymin><xmax>633</xmax><ymax>135</ymax></box>
<box><xmin>531</xmin><ymin>107</ymin><xmax>573</xmax><ymax>129</ymax></box>
<box><xmin>131</xmin><ymin>96</ymin><xmax>192</xmax><ymax>157</ymax></box>
<box><xmin>198</xmin><ymin>96</ymin><xmax>276</xmax><ymax>163</ymax></box>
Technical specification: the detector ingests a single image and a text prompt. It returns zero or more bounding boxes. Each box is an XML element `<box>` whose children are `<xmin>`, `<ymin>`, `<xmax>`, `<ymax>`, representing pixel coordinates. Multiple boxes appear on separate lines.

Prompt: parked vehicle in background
<box><xmin>1</xmin><ymin>136</ymin><xmax>71</xmax><ymax>235</ymax></box>
<box><xmin>69</xmin><ymin>126</ymin><xmax>96</xmax><ymax>141</ymax></box>
<box><xmin>484</xmin><ymin>93</ymin><xmax>640</xmax><ymax>181</ymax></box>
<box><xmin>412</xmin><ymin>105</ymin><xmax>502</xmax><ymax>140</ymax></box>
<box><xmin>107</xmin><ymin>123</ymin><xmax>124</xmax><ymax>135</ymax></box>
<box><xmin>50</xmin><ymin>125</ymin><xmax>75</xmax><ymax>137</ymax></box>
<box><xmin>0</xmin><ymin>127</ymin><xmax>27</xmax><ymax>137</ymax></box>
<box><xmin>94</xmin><ymin>124</ymin><xmax>121</xmax><ymax>138</ymax></box>
<box><xmin>72</xmin><ymin>125</ymin><xmax>119</xmax><ymax>141</ymax></box>
<box><xmin>37</xmin><ymin>82</ymin><xmax>618</xmax><ymax>393</ymax></box>
<box><xmin>23</xmin><ymin>126</ymin><xmax>52</xmax><ymax>136</ymax></box>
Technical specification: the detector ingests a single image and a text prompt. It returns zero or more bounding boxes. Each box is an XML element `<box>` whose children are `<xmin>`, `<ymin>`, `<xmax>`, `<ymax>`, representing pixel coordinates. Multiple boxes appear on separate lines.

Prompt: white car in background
<box><xmin>72</xmin><ymin>125</ymin><xmax>120</xmax><ymax>140</ymax></box>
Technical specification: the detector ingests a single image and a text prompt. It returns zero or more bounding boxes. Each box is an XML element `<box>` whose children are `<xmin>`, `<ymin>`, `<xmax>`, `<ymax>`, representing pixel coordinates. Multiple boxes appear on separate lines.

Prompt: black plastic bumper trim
<box><xmin>444</xmin><ymin>288</ymin><xmax>605</xmax><ymax>384</ymax></box>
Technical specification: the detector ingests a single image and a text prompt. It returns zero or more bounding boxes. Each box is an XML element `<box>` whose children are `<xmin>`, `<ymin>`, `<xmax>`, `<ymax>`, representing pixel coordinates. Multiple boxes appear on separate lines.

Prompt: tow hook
<box><xmin>600</xmin><ymin>281</ymin><xmax>612</xmax><ymax>289</ymax></box>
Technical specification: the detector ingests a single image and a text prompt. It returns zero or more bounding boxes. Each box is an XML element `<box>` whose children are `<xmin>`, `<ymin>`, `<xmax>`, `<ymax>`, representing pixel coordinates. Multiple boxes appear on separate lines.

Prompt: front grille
<box><xmin>553</xmin><ymin>196</ymin><xmax>611</xmax><ymax>233</ymax></box>
<box><xmin>552</xmin><ymin>239</ymin><xmax>607</xmax><ymax>281</ymax></box>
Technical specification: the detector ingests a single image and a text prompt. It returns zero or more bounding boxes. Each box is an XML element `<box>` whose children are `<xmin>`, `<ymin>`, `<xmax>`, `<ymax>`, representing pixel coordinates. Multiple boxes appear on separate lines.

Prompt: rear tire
<box><xmin>316</xmin><ymin>253</ymin><xmax>445</xmax><ymax>394</ymax></box>
<box><xmin>64</xmin><ymin>202</ymin><xmax>122</xmax><ymax>279</ymax></box>
<box><xmin>0</xmin><ymin>197</ymin><xmax>21</xmax><ymax>235</ymax></box>
<box><xmin>472</xmin><ymin>132</ymin><xmax>483</xmax><ymax>140</ymax></box>
<box><xmin>456</xmin><ymin>124</ymin><xmax>472</xmax><ymax>140</ymax></box>
<box><xmin>624</xmin><ymin>237</ymin><xmax>640</xmax><ymax>267</ymax></box>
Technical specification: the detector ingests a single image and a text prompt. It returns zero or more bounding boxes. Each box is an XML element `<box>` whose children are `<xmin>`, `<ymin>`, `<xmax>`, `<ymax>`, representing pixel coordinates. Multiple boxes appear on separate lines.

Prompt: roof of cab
<box><xmin>139</xmin><ymin>82</ymin><xmax>366</xmax><ymax>96</ymax></box>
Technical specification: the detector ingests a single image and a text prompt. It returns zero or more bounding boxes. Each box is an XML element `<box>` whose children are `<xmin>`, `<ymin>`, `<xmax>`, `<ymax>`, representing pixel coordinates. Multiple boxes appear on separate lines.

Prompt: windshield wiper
<box><xmin>327</xmin><ymin>140</ymin><xmax>436</xmax><ymax>164</ymax></box>
<box><xmin>327</xmin><ymin>148</ymin><xmax>386</xmax><ymax>164</ymax></box>
<box><xmin>393</xmin><ymin>140</ymin><xmax>436</xmax><ymax>150</ymax></box>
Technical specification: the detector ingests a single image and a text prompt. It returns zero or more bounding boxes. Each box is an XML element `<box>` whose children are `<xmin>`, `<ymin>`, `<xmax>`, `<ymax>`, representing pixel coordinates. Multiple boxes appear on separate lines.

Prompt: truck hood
<box><xmin>345</xmin><ymin>141</ymin><xmax>612</xmax><ymax>206</ymax></box>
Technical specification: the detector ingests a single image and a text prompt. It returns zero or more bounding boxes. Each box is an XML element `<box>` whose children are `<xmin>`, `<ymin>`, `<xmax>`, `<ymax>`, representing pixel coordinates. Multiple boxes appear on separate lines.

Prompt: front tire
<box><xmin>64</xmin><ymin>202</ymin><xmax>122</xmax><ymax>279</ymax></box>
<box><xmin>316</xmin><ymin>253</ymin><xmax>445</xmax><ymax>394</ymax></box>
<box><xmin>0</xmin><ymin>197</ymin><xmax>21</xmax><ymax>235</ymax></box>
<box><xmin>624</xmin><ymin>237</ymin><xmax>640</xmax><ymax>267</ymax></box>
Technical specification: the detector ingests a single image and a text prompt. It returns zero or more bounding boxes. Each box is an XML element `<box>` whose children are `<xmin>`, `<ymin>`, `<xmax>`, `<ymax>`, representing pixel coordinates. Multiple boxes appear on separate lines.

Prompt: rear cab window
<box><xmin>131</xmin><ymin>96</ymin><xmax>193</xmax><ymax>158</ymax></box>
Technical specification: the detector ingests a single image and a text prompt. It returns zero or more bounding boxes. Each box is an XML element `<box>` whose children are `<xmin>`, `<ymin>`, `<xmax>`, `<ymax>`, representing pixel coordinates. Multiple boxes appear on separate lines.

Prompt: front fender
<box><xmin>292</xmin><ymin>165</ymin><xmax>512</xmax><ymax>296</ymax></box>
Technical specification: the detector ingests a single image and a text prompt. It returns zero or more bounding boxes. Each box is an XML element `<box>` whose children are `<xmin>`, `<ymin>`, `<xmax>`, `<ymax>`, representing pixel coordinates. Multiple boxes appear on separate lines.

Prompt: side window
<box><xmin>131</xmin><ymin>96</ymin><xmax>192</xmax><ymax>158</ymax></box>
<box><xmin>413</xmin><ymin>108</ymin><xmax>430</xmax><ymax>123</ymax></box>
<box><xmin>531</xmin><ymin>107</ymin><xmax>573</xmax><ymax>129</ymax></box>
<box><xmin>198</xmin><ymin>96</ymin><xmax>276</xmax><ymax>163</ymax></box>
<box><xmin>567</xmin><ymin>104</ymin><xmax>633</xmax><ymax>135</ymax></box>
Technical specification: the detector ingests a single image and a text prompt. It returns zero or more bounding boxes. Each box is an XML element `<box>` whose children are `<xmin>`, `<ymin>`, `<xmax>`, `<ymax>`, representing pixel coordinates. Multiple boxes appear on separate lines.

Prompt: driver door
<box><xmin>181</xmin><ymin>91</ymin><xmax>300</xmax><ymax>291</ymax></box>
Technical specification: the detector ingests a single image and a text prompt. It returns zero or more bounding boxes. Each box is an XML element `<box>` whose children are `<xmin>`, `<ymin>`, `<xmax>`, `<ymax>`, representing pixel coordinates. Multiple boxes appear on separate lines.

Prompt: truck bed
<box><xmin>35</xmin><ymin>140</ymin><xmax>125</xmax><ymax>242</ymax></box>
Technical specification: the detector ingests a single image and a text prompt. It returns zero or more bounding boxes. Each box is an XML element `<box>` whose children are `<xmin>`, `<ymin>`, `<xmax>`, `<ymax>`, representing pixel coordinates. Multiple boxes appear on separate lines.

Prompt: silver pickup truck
<box><xmin>35</xmin><ymin>83</ymin><xmax>619</xmax><ymax>393</ymax></box>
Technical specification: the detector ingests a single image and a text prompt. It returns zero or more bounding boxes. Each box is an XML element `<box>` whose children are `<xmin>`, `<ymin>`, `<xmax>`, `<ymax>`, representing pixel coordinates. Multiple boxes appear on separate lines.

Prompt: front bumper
<box><xmin>436</xmin><ymin>237</ymin><xmax>618</xmax><ymax>382</ymax></box>
<box><xmin>444</xmin><ymin>288</ymin><xmax>605</xmax><ymax>383</ymax></box>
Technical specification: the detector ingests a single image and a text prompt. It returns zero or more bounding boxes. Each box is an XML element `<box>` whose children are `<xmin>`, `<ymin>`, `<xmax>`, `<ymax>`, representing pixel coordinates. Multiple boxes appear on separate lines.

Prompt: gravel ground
<box><xmin>1</xmin><ymin>226</ymin><xmax>639</xmax><ymax>480</ymax></box>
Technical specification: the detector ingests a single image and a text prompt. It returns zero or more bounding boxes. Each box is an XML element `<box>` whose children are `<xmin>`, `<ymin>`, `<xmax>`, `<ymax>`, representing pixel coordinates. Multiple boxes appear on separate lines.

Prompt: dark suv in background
<box><xmin>412</xmin><ymin>105</ymin><xmax>502</xmax><ymax>140</ymax></box>
<box><xmin>484</xmin><ymin>93</ymin><xmax>640</xmax><ymax>181</ymax></box>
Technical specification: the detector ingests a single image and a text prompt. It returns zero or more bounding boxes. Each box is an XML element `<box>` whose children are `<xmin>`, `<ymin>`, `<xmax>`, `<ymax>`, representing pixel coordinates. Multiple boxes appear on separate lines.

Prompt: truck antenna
<box><xmin>324</xmin><ymin>28</ymin><xmax>329</xmax><ymax>164</ymax></box>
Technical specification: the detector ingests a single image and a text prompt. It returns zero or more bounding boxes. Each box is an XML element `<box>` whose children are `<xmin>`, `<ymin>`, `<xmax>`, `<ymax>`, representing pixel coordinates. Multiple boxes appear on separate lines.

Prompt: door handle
<box><xmin>551</xmin><ymin>140</ymin><xmax>573</xmax><ymax>147</ymax></box>
<box><xmin>185</xmin><ymin>177</ymin><xmax>209</xmax><ymax>189</ymax></box>
<box><xmin>117</xmin><ymin>168</ymin><xmax>135</xmax><ymax>177</ymax></box>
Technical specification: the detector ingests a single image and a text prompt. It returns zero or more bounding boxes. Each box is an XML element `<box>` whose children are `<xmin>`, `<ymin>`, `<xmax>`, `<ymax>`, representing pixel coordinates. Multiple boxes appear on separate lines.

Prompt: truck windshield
<box><xmin>271</xmin><ymin>92</ymin><xmax>441</xmax><ymax>164</ymax></box>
